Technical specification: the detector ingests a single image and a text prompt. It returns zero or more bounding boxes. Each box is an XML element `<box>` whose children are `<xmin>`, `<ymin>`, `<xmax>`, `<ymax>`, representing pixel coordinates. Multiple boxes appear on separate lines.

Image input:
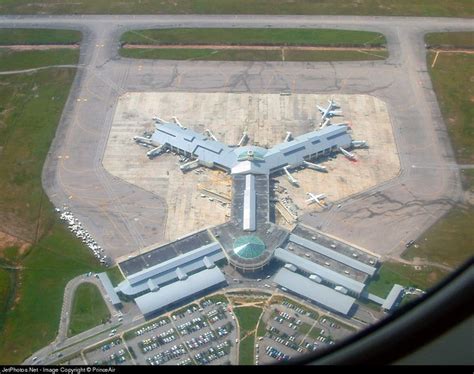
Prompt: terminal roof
<box><xmin>134</xmin><ymin>267</ymin><xmax>227</xmax><ymax>315</ymax></box>
<box><xmin>274</xmin><ymin>268</ymin><xmax>355</xmax><ymax>315</ymax></box>
<box><xmin>152</xmin><ymin>121</ymin><xmax>352</xmax><ymax>176</ymax></box>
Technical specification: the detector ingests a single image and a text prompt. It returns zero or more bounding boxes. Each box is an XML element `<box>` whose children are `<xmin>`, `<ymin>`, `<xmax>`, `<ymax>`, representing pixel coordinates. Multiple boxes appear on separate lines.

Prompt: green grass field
<box><xmin>0</xmin><ymin>219</ymin><xmax>103</xmax><ymax>363</ymax></box>
<box><xmin>366</xmin><ymin>262</ymin><xmax>449</xmax><ymax>298</ymax></box>
<box><xmin>201</xmin><ymin>294</ymin><xmax>228</xmax><ymax>305</ymax></box>
<box><xmin>402</xmin><ymin>207</ymin><xmax>474</xmax><ymax>268</ymax></box>
<box><xmin>425</xmin><ymin>32</ymin><xmax>474</xmax><ymax>49</ymax></box>
<box><xmin>0</xmin><ymin>49</ymin><xmax>79</xmax><ymax>72</ymax></box>
<box><xmin>0</xmin><ymin>268</ymin><xmax>13</xmax><ymax>329</ymax></box>
<box><xmin>238</xmin><ymin>334</ymin><xmax>255</xmax><ymax>365</ymax></box>
<box><xmin>0</xmin><ymin>269</ymin><xmax>10</xmax><ymax>306</ymax></box>
<box><xmin>0</xmin><ymin>246</ymin><xmax>22</xmax><ymax>264</ymax></box>
<box><xmin>461</xmin><ymin>169</ymin><xmax>474</xmax><ymax>191</ymax></box>
<box><xmin>427</xmin><ymin>52</ymin><xmax>473</xmax><ymax>164</ymax></box>
<box><xmin>284</xmin><ymin>49</ymin><xmax>388</xmax><ymax>61</ymax></box>
<box><xmin>121</xmin><ymin>28</ymin><xmax>386</xmax><ymax>46</ymax></box>
<box><xmin>0</xmin><ymin>44</ymin><xmax>104</xmax><ymax>364</ymax></box>
<box><xmin>306</xmin><ymin>326</ymin><xmax>323</xmax><ymax>340</ymax></box>
<box><xmin>0</xmin><ymin>0</ymin><xmax>471</xmax><ymax>17</ymax></box>
<box><xmin>120</xmin><ymin>48</ymin><xmax>281</xmax><ymax>61</ymax></box>
<box><xmin>256</xmin><ymin>319</ymin><xmax>267</xmax><ymax>337</ymax></box>
<box><xmin>120</xmin><ymin>48</ymin><xmax>388</xmax><ymax>62</ymax></box>
<box><xmin>68</xmin><ymin>283</ymin><xmax>111</xmax><ymax>337</ymax></box>
<box><xmin>0</xmin><ymin>52</ymin><xmax>79</xmax><ymax>239</ymax></box>
<box><xmin>0</xmin><ymin>29</ymin><xmax>81</xmax><ymax>45</ymax></box>
<box><xmin>105</xmin><ymin>266</ymin><xmax>125</xmax><ymax>287</ymax></box>
<box><xmin>0</xmin><ymin>218</ymin><xmax>102</xmax><ymax>364</ymax></box>
<box><xmin>233</xmin><ymin>306</ymin><xmax>262</xmax><ymax>338</ymax></box>
<box><xmin>299</xmin><ymin>322</ymin><xmax>312</xmax><ymax>336</ymax></box>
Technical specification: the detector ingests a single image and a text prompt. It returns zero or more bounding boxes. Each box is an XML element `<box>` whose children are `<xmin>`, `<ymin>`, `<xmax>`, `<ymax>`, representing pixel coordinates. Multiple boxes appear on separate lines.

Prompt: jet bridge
<box><xmin>205</xmin><ymin>129</ymin><xmax>219</xmax><ymax>142</ymax></box>
<box><xmin>283</xmin><ymin>166</ymin><xmax>299</xmax><ymax>186</ymax></box>
<box><xmin>303</xmin><ymin>161</ymin><xmax>327</xmax><ymax>173</ymax></box>
<box><xmin>180</xmin><ymin>159</ymin><xmax>200</xmax><ymax>171</ymax></box>
<box><xmin>238</xmin><ymin>132</ymin><xmax>249</xmax><ymax>147</ymax></box>
<box><xmin>147</xmin><ymin>145</ymin><xmax>165</xmax><ymax>159</ymax></box>
<box><xmin>133</xmin><ymin>136</ymin><xmax>157</xmax><ymax>147</ymax></box>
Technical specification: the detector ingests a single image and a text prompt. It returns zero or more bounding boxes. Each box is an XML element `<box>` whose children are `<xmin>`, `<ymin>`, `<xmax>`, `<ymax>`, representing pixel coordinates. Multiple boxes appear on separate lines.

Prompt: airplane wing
<box><xmin>316</xmin><ymin>105</ymin><xmax>326</xmax><ymax>113</ymax></box>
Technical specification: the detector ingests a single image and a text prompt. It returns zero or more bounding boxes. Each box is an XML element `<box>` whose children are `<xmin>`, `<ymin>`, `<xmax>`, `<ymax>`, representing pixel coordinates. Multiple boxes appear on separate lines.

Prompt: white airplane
<box><xmin>306</xmin><ymin>192</ymin><xmax>327</xmax><ymax>207</ymax></box>
<box><xmin>319</xmin><ymin>119</ymin><xmax>330</xmax><ymax>129</ymax></box>
<box><xmin>317</xmin><ymin>99</ymin><xmax>342</xmax><ymax>122</ymax></box>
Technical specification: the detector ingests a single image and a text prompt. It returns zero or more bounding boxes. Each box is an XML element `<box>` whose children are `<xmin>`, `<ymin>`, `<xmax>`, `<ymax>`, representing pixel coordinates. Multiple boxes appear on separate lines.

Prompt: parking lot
<box><xmin>122</xmin><ymin>298</ymin><xmax>237</xmax><ymax>365</ymax></box>
<box><xmin>256</xmin><ymin>298</ymin><xmax>357</xmax><ymax>364</ymax></box>
<box><xmin>84</xmin><ymin>338</ymin><xmax>131</xmax><ymax>365</ymax></box>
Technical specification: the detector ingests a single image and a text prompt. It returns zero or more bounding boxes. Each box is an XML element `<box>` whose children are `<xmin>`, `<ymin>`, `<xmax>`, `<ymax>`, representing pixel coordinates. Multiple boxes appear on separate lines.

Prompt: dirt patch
<box><xmin>427</xmin><ymin>271</ymin><xmax>439</xmax><ymax>284</ymax></box>
<box><xmin>428</xmin><ymin>47</ymin><xmax>474</xmax><ymax>53</ymax></box>
<box><xmin>0</xmin><ymin>231</ymin><xmax>30</xmax><ymax>254</ymax></box>
<box><xmin>464</xmin><ymin>191</ymin><xmax>474</xmax><ymax>205</ymax></box>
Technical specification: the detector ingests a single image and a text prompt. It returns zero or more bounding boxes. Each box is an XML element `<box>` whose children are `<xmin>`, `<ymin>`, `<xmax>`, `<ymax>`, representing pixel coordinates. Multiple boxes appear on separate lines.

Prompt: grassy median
<box><xmin>121</xmin><ymin>28</ymin><xmax>386</xmax><ymax>47</ymax></box>
<box><xmin>425</xmin><ymin>32</ymin><xmax>474</xmax><ymax>49</ymax></box>
<box><xmin>0</xmin><ymin>0</ymin><xmax>472</xmax><ymax>17</ymax></box>
<box><xmin>0</xmin><ymin>29</ymin><xmax>81</xmax><ymax>45</ymax></box>
<box><xmin>233</xmin><ymin>306</ymin><xmax>262</xmax><ymax>338</ymax></box>
<box><xmin>239</xmin><ymin>334</ymin><xmax>255</xmax><ymax>365</ymax></box>
<box><xmin>234</xmin><ymin>306</ymin><xmax>262</xmax><ymax>365</ymax></box>
<box><xmin>0</xmin><ymin>28</ymin><xmax>80</xmax><ymax>72</ymax></box>
<box><xmin>120</xmin><ymin>28</ymin><xmax>387</xmax><ymax>62</ymax></box>
<box><xmin>68</xmin><ymin>283</ymin><xmax>111</xmax><ymax>337</ymax></box>
<box><xmin>0</xmin><ymin>49</ymin><xmax>79</xmax><ymax>72</ymax></box>
<box><xmin>105</xmin><ymin>266</ymin><xmax>125</xmax><ymax>287</ymax></box>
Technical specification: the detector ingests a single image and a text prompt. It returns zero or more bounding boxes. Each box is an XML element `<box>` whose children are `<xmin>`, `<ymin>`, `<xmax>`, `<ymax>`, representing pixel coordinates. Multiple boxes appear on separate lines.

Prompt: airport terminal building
<box><xmin>146</xmin><ymin>119</ymin><xmax>353</xmax><ymax>271</ymax></box>
<box><xmin>106</xmin><ymin>117</ymin><xmax>403</xmax><ymax>318</ymax></box>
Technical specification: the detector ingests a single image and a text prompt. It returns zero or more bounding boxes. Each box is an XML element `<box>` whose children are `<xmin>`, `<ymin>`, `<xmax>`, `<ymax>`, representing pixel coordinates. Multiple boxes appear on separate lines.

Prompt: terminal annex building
<box><xmin>104</xmin><ymin>118</ymin><xmax>403</xmax><ymax>318</ymax></box>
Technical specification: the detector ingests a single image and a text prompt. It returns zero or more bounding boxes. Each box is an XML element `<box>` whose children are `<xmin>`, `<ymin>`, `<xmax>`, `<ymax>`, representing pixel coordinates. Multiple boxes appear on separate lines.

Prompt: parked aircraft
<box><xmin>317</xmin><ymin>99</ymin><xmax>342</xmax><ymax>122</ymax></box>
<box><xmin>306</xmin><ymin>193</ymin><xmax>327</xmax><ymax>207</ymax></box>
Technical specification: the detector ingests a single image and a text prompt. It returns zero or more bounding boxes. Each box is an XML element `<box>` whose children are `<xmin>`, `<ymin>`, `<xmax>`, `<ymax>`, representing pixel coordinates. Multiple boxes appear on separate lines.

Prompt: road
<box><xmin>23</xmin><ymin>273</ymin><xmax>134</xmax><ymax>365</ymax></box>
<box><xmin>0</xmin><ymin>15</ymin><xmax>471</xmax><ymax>262</ymax></box>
